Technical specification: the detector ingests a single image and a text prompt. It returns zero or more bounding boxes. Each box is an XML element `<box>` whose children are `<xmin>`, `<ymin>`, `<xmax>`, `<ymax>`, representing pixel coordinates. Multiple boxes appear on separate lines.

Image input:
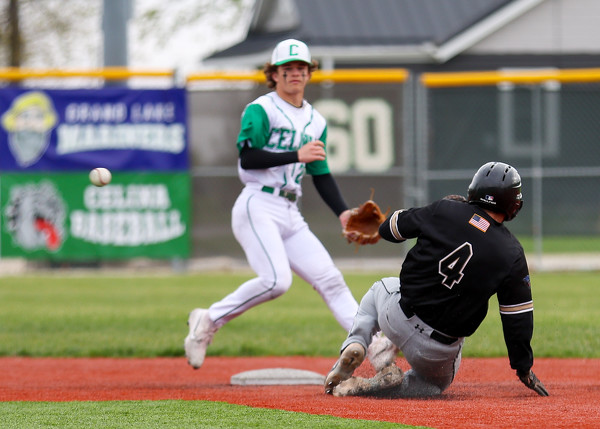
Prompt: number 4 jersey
<box><xmin>379</xmin><ymin>198</ymin><xmax>534</xmax><ymax>371</ymax></box>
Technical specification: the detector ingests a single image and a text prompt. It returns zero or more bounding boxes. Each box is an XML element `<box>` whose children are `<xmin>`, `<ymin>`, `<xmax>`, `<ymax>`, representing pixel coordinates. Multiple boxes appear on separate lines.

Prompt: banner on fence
<box><xmin>0</xmin><ymin>88</ymin><xmax>188</xmax><ymax>171</ymax></box>
<box><xmin>0</xmin><ymin>172</ymin><xmax>190</xmax><ymax>259</ymax></box>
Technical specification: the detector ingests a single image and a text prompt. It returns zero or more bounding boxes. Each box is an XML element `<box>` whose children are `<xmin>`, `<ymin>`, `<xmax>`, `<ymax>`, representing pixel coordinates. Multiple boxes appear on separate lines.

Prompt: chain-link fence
<box><xmin>417</xmin><ymin>71</ymin><xmax>600</xmax><ymax>262</ymax></box>
<box><xmin>188</xmin><ymin>71</ymin><xmax>411</xmax><ymax>260</ymax></box>
<box><xmin>188</xmin><ymin>69</ymin><xmax>600</xmax><ymax>265</ymax></box>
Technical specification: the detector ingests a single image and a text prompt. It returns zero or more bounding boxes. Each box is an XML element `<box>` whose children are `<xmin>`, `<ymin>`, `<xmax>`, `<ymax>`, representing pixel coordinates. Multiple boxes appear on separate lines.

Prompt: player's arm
<box><xmin>379</xmin><ymin>202</ymin><xmax>437</xmax><ymax>243</ymax></box>
<box><xmin>305</xmin><ymin>126</ymin><xmax>349</xmax><ymax>220</ymax></box>
<box><xmin>239</xmin><ymin>143</ymin><xmax>298</xmax><ymax>169</ymax></box>
<box><xmin>498</xmin><ymin>260</ymin><xmax>549</xmax><ymax>396</ymax></box>
<box><xmin>239</xmin><ymin>140</ymin><xmax>326</xmax><ymax>169</ymax></box>
<box><xmin>312</xmin><ymin>173</ymin><xmax>349</xmax><ymax>217</ymax></box>
<box><xmin>379</xmin><ymin>210</ymin><xmax>408</xmax><ymax>243</ymax></box>
<box><xmin>500</xmin><ymin>309</ymin><xmax>534</xmax><ymax>372</ymax></box>
<box><xmin>498</xmin><ymin>260</ymin><xmax>534</xmax><ymax>373</ymax></box>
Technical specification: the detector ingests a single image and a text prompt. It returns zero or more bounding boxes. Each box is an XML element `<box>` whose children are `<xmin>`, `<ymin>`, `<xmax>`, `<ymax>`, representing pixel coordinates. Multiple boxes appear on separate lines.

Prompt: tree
<box><xmin>130</xmin><ymin>0</ymin><xmax>252</xmax><ymax>72</ymax></box>
<box><xmin>8</xmin><ymin>0</ymin><xmax>20</xmax><ymax>66</ymax></box>
<box><xmin>0</xmin><ymin>0</ymin><xmax>252</xmax><ymax>70</ymax></box>
<box><xmin>0</xmin><ymin>0</ymin><xmax>100</xmax><ymax>68</ymax></box>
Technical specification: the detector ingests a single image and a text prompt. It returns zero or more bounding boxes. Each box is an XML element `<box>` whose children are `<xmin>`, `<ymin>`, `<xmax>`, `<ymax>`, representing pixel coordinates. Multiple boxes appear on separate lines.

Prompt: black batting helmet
<box><xmin>467</xmin><ymin>162</ymin><xmax>523</xmax><ymax>221</ymax></box>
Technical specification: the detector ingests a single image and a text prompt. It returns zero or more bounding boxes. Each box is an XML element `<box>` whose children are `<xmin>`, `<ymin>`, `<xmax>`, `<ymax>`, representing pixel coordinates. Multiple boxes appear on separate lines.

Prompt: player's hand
<box><xmin>339</xmin><ymin>209</ymin><xmax>352</xmax><ymax>229</ymax></box>
<box><xmin>298</xmin><ymin>140</ymin><xmax>326</xmax><ymax>163</ymax></box>
<box><xmin>517</xmin><ymin>369</ymin><xmax>549</xmax><ymax>396</ymax></box>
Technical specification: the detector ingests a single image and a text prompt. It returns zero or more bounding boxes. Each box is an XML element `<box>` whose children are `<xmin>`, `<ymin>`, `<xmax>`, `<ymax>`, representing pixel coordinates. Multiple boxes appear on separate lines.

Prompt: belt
<box><xmin>400</xmin><ymin>300</ymin><xmax>459</xmax><ymax>346</ymax></box>
<box><xmin>261</xmin><ymin>186</ymin><xmax>297</xmax><ymax>202</ymax></box>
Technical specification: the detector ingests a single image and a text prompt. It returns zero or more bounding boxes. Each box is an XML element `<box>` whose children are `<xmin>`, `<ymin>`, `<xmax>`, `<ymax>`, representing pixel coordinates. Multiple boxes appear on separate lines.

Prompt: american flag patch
<box><xmin>469</xmin><ymin>214</ymin><xmax>490</xmax><ymax>232</ymax></box>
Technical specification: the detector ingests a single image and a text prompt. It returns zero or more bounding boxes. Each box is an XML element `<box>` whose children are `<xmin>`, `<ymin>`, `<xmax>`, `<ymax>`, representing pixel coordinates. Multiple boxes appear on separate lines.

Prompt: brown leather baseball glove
<box><xmin>343</xmin><ymin>199</ymin><xmax>388</xmax><ymax>245</ymax></box>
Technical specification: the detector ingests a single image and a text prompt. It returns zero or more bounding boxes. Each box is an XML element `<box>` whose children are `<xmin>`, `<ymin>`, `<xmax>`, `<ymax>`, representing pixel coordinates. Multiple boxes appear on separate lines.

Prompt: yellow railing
<box><xmin>186</xmin><ymin>68</ymin><xmax>410</xmax><ymax>84</ymax></box>
<box><xmin>4</xmin><ymin>67</ymin><xmax>600</xmax><ymax>87</ymax></box>
<box><xmin>0</xmin><ymin>67</ymin><xmax>174</xmax><ymax>81</ymax></box>
<box><xmin>421</xmin><ymin>68</ymin><xmax>600</xmax><ymax>87</ymax></box>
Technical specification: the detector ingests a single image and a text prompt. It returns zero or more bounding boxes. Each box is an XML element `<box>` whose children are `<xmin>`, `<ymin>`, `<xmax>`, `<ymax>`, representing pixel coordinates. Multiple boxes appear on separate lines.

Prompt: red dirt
<box><xmin>1</xmin><ymin>356</ymin><xmax>599</xmax><ymax>428</ymax></box>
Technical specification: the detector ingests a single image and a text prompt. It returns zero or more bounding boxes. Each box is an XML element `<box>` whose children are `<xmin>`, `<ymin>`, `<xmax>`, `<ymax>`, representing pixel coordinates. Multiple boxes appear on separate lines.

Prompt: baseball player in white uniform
<box><xmin>185</xmin><ymin>39</ymin><xmax>392</xmax><ymax>370</ymax></box>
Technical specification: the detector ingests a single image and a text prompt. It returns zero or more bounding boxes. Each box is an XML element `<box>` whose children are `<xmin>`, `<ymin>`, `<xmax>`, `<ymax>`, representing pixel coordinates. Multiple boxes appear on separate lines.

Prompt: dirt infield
<box><xmin>1</xmin><ymin>356</ymin><xmax>598</xmax><ymax>428</ymax></box>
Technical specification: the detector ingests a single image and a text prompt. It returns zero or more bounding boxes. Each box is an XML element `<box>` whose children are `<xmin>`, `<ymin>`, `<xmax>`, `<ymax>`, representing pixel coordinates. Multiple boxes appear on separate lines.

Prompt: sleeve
<box><xmin>239</xmin><ymin>145</ymin><xmax>298</xmax><ymax>169</ymax></box>
<box><xmin>379</xmin><ymin>210</ymin><xmax>407</xmax><ymax>243</ymax></box>
<box><xmin>497</xmin><ymin>254</ymin><xmax>535</xmax><ymax>373</ymax></box>
<box><xmin>379</xmin><ymin>202</ymin><xmax>436</xmax><ymax>243</ymax></box>
<box><xmin>312</xmin><ymin>173</ymin><xmax>348</xmax><ymax>217</ymax></box>
<box><xmin>236</xmin><ymin>104</ymin><xmax>270</xmax><ymax>152</ymax></box>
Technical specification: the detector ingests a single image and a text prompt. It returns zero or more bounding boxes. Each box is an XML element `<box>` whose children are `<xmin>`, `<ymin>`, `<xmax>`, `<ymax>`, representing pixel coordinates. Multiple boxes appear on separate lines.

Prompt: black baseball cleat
<box><xmin>324</xmin><ymin>343</ymin><xmax>366</xmax><ymax>394</ymax></box>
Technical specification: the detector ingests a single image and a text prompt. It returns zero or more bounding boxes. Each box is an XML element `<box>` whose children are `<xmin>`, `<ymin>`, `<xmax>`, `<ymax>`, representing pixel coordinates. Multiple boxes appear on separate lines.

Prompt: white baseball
<box><xmin>89</xmin><ymin>167</ymin><xmax>112</xmax><ymax>187</ymax></box>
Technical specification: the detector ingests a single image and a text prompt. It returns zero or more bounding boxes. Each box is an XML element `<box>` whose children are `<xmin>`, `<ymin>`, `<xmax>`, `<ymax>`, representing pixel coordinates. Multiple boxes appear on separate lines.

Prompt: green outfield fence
<box><xmin>1</xmin><ymin>67</ymin><xmax>599</xmax><ymax>266</ymax></box>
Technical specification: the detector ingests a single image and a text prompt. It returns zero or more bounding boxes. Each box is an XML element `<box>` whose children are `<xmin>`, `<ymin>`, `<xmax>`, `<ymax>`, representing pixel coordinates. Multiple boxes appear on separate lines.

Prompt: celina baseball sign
<box><xmin>71</xmin><ymin>183</ymin><xmax>186</xmax><ymax>246</ymax></box>
<box><xmin>0</xmin><ymin>173</ymin><xmax>190</xmax><ymax>259</ymax></box>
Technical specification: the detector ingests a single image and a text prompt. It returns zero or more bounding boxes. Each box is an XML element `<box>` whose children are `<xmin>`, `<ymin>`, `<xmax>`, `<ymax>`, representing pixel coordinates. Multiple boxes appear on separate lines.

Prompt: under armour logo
<box><xmin>414</xmin><ymin>324</ymin><xmax>424</xmax><ymax>333</ymax></box>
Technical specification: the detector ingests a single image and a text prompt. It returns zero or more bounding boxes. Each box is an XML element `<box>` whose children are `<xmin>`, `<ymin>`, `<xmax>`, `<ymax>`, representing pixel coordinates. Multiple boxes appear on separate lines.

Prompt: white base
<box><xmin>230</xmin><ymin>368</ymin><xmax>325</xmax><ymax>386</ymax></box>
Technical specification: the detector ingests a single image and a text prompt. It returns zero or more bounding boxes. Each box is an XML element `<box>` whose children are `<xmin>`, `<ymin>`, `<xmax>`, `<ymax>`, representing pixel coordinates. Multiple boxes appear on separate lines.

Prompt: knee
<box><xmin>259</xmin><ymin>271</ymin><xmax>292</xmax><ymax>299</ymax></box>
<box><xmin>378</xmin><ymin>277</ymin><xmax>400</xmax><ymax>294</ymax></box>
<box><xmin>312</xmin><ymin>268</ymin><xmax>347</xmax><ymax>294</ymax></box>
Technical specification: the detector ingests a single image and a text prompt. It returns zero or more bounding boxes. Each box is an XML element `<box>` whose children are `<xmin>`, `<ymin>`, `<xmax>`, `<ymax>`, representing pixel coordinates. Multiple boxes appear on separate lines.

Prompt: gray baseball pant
<box><xmin>341</xmin><ymin>277</ymin><xmax>464</xmax><ymax>397</ymax></box>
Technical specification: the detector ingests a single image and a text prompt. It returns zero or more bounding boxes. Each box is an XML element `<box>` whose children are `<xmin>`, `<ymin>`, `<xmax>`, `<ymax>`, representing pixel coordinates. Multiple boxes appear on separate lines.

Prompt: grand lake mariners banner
<box><xmin>0</xmin><ymin>88</ymin><xmax>190</xmax><ymax>259</ymax></box>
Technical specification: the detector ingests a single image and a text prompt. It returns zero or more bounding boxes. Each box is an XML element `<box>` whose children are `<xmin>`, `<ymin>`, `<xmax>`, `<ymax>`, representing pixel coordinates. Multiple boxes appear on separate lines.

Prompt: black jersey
<box><xmin>379</xmin><ymin>198</ymin><xmax>534</xmax><ymax>373</ymax></box>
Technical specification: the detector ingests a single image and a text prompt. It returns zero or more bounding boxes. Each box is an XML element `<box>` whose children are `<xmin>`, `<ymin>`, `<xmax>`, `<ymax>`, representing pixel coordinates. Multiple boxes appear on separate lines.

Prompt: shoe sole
<box><xmin>324</xmin><ymin>344</ymin><xmax>365</xmax><ymax>394</ymax></box>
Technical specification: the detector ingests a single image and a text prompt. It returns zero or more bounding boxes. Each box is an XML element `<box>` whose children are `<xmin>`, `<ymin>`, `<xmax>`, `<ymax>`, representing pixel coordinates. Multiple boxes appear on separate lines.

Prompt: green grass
<box><xmin>468</xmin><ymin>271</ymin><xmax>600</xmax><ymax>358</ymax></box>
<box><xmin>0</xmin><ymin>271</ymin><xmax>598</xmax><ymax>358</ymax></box>
<box><xmin>0</xmin><ymin>400</ymin><xmax>415</xmax><ymax>429</ymax></box>
<box><xmin>0</xmin><ymin>273</ymin><xmax>354</xmax><ymax>358</ymax></box>
<box><xmin>517</xmin><ymin>235</ymin><xmax>600</xmax><ymax>253</ymax></box>
<box><xmin>0</xmin><ymin>270</ymin><xmax>598</xmax><ymax>428</ymax></box>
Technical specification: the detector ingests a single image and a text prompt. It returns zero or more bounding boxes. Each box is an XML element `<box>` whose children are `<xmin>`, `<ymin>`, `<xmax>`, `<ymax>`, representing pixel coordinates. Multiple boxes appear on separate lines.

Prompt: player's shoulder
<box><xmin>246</xmin><ymin>94</ymin><xmax>271</xmax><ymax>109</ymax></box>
<box><xmin>246</xmin><ymin>93</ymin><xmax>284</xmax><ymax>120</ymax></box>
<box><xmin>311</xmin><ymin>104</ymin><xmax>327</xmax><ymax>126</ymax></box>
<box><xmin>241</xmin><ymin>97</ymin><xmax>269</xmax><ymax>122</ymax></box>
<box><xmin>502</xmin><ymin>226</ymin><xmax>525</xmax><ymax>254</ymax></box>
<box><xmin>306</xmin><ymin>101</ymin><xmax>327</xmax><ymax>132</ymax></box>
<box><xmin>431</xmin><ymin>198</ymin><xmax>487</xmax><ymax>227</ymax></box>
<box><xmin>432</xmin><ymin>198</ymin><xmax>470</xmax><ymax>213</ymax></box>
